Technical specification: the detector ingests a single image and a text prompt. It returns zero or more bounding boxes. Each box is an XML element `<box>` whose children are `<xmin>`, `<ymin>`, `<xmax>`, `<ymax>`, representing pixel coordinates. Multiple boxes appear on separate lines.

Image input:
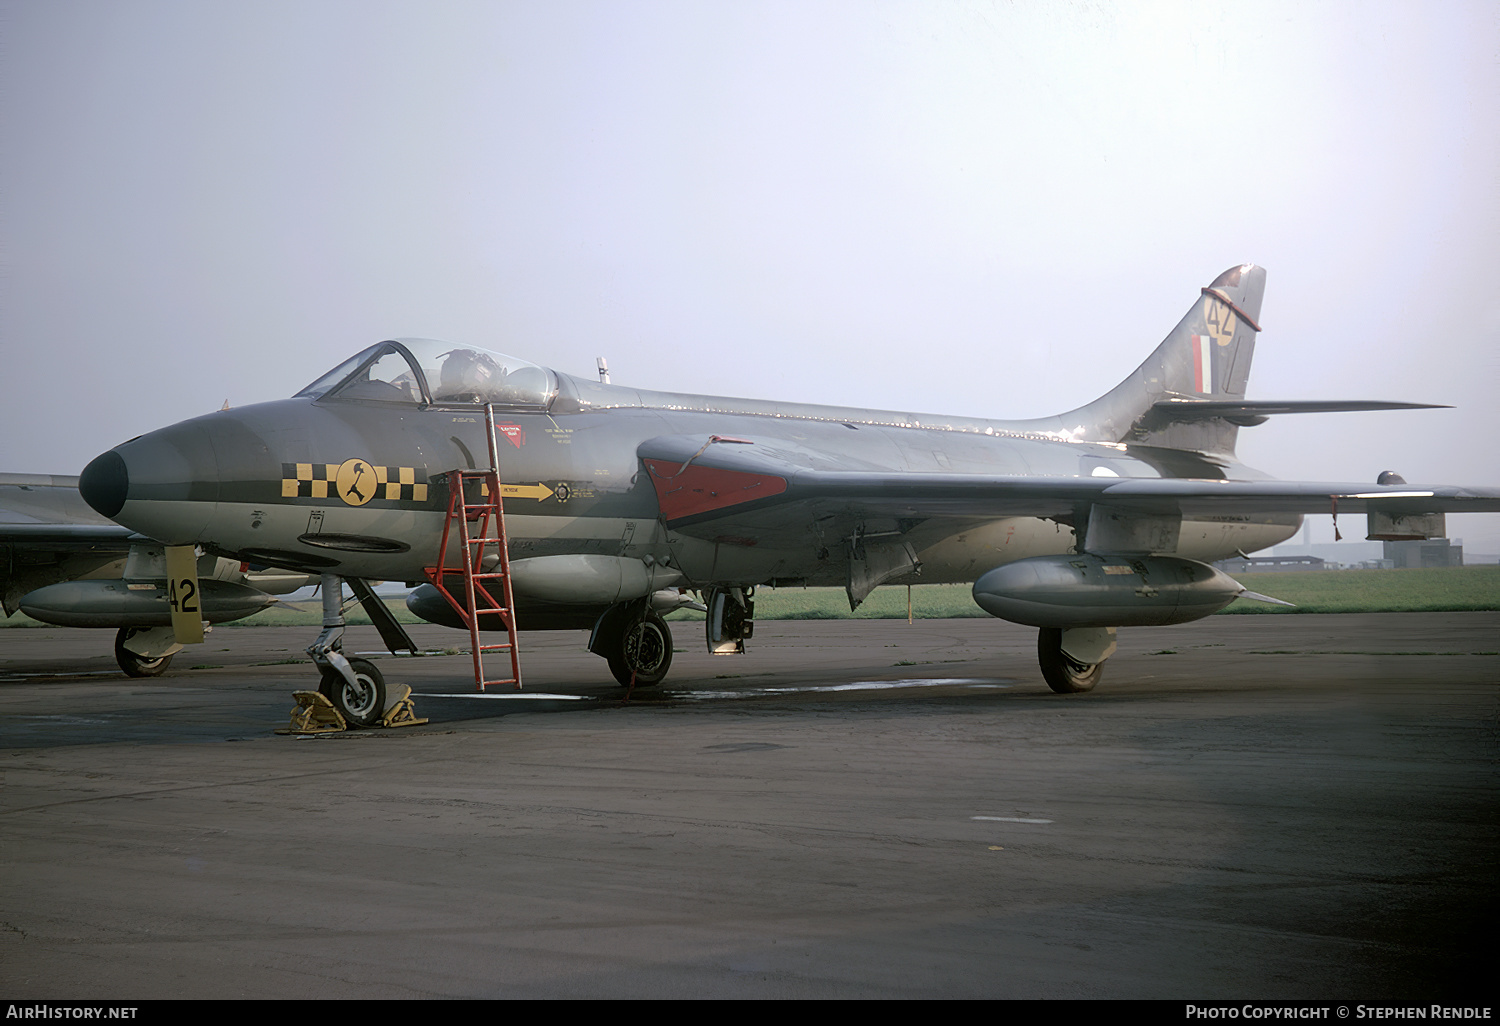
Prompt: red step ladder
<box><xmin>423</xmin><ymin>404</ymin><xmax>522</xmax><ymax>691</ymax></box>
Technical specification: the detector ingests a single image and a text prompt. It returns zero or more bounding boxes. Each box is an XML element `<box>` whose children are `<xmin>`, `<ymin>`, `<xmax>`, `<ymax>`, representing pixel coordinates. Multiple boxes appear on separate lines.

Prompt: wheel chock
<box><xmin>277</xmin><ymin>690</ymin><xmax>347</xmax><ymax>735</ymax></box>
<box><xmin>378</xmin><ymin>683</ymin><xmax>429</xmax><ymax>729</ymax></box>
<box><xmin>276</xmin><ymin>685</ymin><xmax>427</xmax><ymax>735</ymax></box>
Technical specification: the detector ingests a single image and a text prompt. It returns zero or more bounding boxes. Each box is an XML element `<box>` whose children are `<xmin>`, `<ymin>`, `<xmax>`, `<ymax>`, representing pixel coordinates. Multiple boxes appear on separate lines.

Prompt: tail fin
<box><xmin>1027</xmin><ymin>264</ymin><xmax>1267</xmax><ymax>455</ymax></box>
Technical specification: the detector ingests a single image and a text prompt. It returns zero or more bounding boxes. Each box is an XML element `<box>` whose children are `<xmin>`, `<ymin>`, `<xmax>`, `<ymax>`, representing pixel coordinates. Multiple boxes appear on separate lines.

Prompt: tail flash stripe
<box><xmin>1192</xmin><ymin>335</ymin><xmax>1214</xmax><ymax>394</ymax></box>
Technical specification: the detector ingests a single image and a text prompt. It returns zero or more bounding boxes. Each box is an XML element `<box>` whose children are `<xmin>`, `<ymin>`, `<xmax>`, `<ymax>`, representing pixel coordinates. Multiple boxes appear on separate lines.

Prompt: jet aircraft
<box><xmin>75</xmin><ymin>265</ymin><xmax>1500</xmax><ymax>722</ymax></box>
<box><xmin>1</xmin><ymin>472</ymin><xmax>310</xmax><ymax>675</ymax></box>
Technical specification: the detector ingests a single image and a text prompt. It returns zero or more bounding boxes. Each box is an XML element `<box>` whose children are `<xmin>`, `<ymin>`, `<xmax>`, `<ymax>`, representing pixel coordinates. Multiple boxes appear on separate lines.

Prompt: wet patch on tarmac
<box><xmin>419</xmin><ymin>692</ymin><xmax>592</xmax><ymax>700</ymax></box>
<box><xmin>668</xmin><ymin>677</ymin><xmax>1017</xmax><ymax>701</ymax></box>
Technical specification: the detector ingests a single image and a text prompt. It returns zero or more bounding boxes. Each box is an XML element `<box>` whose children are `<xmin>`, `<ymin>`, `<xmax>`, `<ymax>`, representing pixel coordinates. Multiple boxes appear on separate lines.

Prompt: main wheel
<box><xmin>1037</xmin><ymin>628</ymin><xmax>1103</xmax><ymax>694</ymax></box>
<box><xmin>115</xmin><ymin>626</ymin><xmax>174</xmax><ymax>678</ymax></box>
<box><xmin>607</xmin><ymin>610</ymin><xmax>673</xmax><ymax>687</ymax></box>
<box><xmin>319</xmin><ymin>657</ymin><xmax>387</xmax><ymax>726</ymax></box>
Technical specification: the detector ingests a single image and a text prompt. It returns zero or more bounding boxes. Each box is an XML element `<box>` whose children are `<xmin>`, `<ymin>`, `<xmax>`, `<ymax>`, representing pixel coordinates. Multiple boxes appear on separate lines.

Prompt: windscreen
<box><xmin>296</xmin><ymin>339</ymin><xmax>556</xmax><ymax>409</ymax></box>
<box><xmin>295</xmin><ymin>344</ymin><xmax>385</xmax><ymax>399</ymax></box>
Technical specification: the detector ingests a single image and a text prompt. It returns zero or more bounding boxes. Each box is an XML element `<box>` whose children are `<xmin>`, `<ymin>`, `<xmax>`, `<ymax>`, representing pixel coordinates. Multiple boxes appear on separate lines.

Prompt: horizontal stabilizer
<box><xmin>1151</xmin><ymin>399</ymin><xmax>1447</xmax><ymax>424</ymax></box>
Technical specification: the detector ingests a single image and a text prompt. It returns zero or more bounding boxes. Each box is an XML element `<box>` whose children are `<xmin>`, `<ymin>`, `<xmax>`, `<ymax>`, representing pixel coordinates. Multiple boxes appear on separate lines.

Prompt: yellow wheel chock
<box><xmin>276</xmin><ymin>683</ymin><xmax>428</xmax><ymax>735</ymax></box>
<box><xmin>378</xmin><ymin>683</ymin><xmax>429</xmax><ymax>729</ymax></box>
<box><xmin>278</xmin><ymin>690</ymin><xmax>347</xmax><ymax>734</ymax></box>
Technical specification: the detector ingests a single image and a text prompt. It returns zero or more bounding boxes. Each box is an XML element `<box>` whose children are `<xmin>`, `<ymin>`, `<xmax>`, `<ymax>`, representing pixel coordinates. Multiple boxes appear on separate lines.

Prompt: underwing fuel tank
<box><xmin>971</xmin><ymin>554</ymin><xmax>1246</xmax><ymax>629</ymax></box>
<box><xmin>19</xmin><ymin>579</ymin><xmax>277</xmax><ymax>628</ymax></box>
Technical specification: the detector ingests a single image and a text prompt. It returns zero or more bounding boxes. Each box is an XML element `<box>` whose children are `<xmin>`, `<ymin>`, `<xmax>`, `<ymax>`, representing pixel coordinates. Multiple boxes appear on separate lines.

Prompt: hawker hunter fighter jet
<box><xmin>77</xmin><ymin>265</ymin><xmax>1500</xmax><ymax>721</ymax></box>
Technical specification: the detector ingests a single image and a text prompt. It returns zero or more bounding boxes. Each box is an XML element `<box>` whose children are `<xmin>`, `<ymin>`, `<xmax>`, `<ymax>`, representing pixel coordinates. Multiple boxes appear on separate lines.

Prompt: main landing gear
<box><xmin>1036</xmin><ymin>626</ymin><xmax>1118</xmax><ymax>694</ymax></box>
<box><xmin>114</xmin><ymin>625</ymin><xmax>183</xmax><ymax>677</ymax></box>
<box><xmin>587</xmin><ymin>588</ymin><xmax>739</xmax><ymax>688</ymax></box>
<box><xmin>590</xmin><ymin>601</ymin><xmax>674</xmax><ymax>687</ymax></box>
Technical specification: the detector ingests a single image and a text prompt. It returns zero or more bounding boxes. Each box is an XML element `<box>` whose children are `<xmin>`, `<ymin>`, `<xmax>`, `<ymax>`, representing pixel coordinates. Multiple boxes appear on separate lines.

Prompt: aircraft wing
<box><xmin>0</xmin><ymin>473</ymin><xmax>135</xmax><ymax>543</ymax></box>
<box><xmin>0</xmin><ymin>523</ymin><xmax>136</xmax><ymax>545</ymax></box>
<box><xmin>638</xmin><ymin>435</ymin><xmax>1500</xmax><ymax>541</ymax></box>
<box><xmin>0</xmin><ymin>474</ymin><xmax>138</xmax><ymax>615</ymax></box>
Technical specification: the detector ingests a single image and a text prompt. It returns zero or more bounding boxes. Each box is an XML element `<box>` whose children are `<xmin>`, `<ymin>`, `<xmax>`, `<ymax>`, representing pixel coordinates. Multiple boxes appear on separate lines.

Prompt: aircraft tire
<box><xmin>319</xmin><ymin>657</ymin><xmax>386</xmax><ymax>727</ymax></box>
<box><xmin>1037</xmin><ymin>627</ymin><xmax>1103</xmax><ymax>694</ymax></box>
<box><xmin>607</xmin><ymin>610</ymin><xmax>673</xmax><ymax>687</ymax></box>
<box><xmin>115</xmin><ymin>627</ymin><xmax>174</xmax><ymax>678</ymax></box>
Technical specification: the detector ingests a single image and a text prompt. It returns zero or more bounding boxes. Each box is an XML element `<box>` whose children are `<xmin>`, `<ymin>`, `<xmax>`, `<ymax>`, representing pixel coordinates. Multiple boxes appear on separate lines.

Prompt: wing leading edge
<box><xmin>0</xmin><ymin>474</ymin><xmax>138</xmax><ymax>616</ymax></box>
<box><xmin>638</xmin><ymin>435</ymin><xmax>1500</xmax><ymax>536</ymax></box>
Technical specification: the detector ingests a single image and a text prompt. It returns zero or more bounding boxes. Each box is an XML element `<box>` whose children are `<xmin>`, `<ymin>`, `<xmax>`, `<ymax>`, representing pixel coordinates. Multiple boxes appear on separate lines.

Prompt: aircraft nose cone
<box><xmin>78</xmin><ymin>421</ymin><xmax>222</xmax><ymax>543</ymax></box>
<box><xmin>79</xmin><ymin>449</ymin><xmax>129</xmax><ymax>519</ymax></box>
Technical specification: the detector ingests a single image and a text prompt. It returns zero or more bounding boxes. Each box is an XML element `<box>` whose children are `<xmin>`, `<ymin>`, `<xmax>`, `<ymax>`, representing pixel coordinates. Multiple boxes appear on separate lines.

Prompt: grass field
<box><xmin>3</xmin><ymin>565</ymin><xmax>1496</xmax><ymax>630</ymax></box>
<box><xmin>684</xmin><ymin>566</ymin><xmax>1500</xmax><ymax>620</ymax></box>
<box><xmin>1215</xmin><ymin>566</ymin><xmax>1500</xmax><ymax>614</ymax></box>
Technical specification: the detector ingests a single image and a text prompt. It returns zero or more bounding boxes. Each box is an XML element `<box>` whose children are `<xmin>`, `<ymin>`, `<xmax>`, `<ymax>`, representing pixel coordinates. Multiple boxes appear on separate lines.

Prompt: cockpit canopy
<box><xmin>296</xmin><ymin>338</ymin><xmax>557</xmax><ymax>409</ymax></box>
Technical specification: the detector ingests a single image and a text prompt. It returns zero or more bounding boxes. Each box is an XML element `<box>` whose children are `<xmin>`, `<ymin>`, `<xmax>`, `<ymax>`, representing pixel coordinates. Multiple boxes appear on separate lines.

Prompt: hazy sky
<box><xmin>4</xmin><ymin>0</ymin><xmax>1497</xmax><ymax>551</ymax></box>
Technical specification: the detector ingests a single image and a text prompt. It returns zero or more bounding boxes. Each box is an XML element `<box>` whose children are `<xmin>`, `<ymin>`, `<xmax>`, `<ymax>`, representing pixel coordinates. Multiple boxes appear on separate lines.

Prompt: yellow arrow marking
<box><xmin>499</xmin><ymin>482</ymin><xmax>556</xmax><ymax>502</ymax></box>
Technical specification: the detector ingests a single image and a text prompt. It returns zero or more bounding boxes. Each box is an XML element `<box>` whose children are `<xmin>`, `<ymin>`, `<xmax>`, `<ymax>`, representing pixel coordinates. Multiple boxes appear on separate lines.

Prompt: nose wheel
<box><xmin>318</xmin><ymin>657</ymin><xmax>387</xmax><ymax>727</ymax></box>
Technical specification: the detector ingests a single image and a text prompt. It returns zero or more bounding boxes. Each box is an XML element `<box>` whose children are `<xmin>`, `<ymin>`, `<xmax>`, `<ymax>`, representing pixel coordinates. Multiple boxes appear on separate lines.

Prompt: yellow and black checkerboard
<box><xmin>280</xmin><ymin>463</ymin><xmax>429</xmax><ymax>502</ymax></box>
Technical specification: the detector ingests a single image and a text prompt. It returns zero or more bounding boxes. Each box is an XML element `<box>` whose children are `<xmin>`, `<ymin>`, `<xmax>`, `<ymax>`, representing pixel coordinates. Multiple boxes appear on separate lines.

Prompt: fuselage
<box><xmin>80</xmin><ymin>354</ymin><xmax>1300</xmax><ymax>593</ymax></box>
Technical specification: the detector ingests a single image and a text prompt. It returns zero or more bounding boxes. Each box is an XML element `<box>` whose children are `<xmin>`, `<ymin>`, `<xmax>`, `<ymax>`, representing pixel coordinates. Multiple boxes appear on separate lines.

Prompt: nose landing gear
<box><xmin>302</xmin><ymin>574</ymin><xmax>422</xmax><ymax>729</ymax></box>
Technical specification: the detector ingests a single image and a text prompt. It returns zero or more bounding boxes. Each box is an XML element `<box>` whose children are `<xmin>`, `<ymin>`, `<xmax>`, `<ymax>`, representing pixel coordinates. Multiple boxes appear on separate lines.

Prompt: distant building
<box><xmin>1382</xmin><ymin>538</ymin><xmax>1463</xmax><ymax>568</ymax></box>
<box><xmin>1215</xmin><ymin>554</ymin><xmax>1329</xmax><ymax>574</ymax></box>
<box><xmin>1265</xmin><ymin>541</ymin><xmax>1385</xmax><ymax>563</ymax></box>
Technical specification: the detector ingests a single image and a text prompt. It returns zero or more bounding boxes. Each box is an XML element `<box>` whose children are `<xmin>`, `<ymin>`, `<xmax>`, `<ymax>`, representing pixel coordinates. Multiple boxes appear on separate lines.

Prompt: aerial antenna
<box><xmin>596</xmin><ymin>357</ymin><xmax>610</xmax><ymax>384</ymax></box>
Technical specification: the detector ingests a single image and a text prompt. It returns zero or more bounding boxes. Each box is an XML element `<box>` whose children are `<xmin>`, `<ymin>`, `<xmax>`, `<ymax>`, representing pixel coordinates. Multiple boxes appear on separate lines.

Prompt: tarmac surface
<box><xmin>1</xmin><ymin>612</ymin><xmax>1496</xmax><ymax>999</ymax></box>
